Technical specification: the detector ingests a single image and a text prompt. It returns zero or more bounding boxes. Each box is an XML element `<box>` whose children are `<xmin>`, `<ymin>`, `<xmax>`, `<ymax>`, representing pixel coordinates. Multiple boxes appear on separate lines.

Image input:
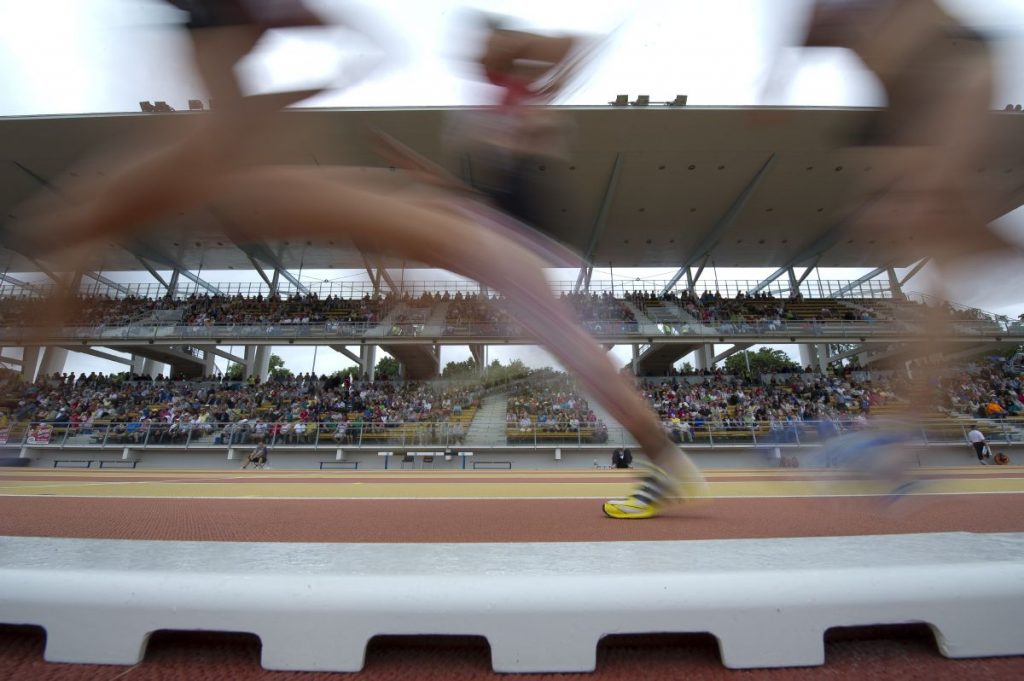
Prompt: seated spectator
<box><xmin>241</xmin><ymin>438</ymin><xmax>270</xmax><ymax>470</ymax></box>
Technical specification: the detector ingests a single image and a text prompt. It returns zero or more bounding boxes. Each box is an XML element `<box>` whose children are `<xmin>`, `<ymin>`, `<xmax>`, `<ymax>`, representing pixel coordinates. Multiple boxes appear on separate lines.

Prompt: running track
<box><xmin>1</xmin><ymin>466</ymin><xmax>1023</xmax><ymax>679</ymax></box>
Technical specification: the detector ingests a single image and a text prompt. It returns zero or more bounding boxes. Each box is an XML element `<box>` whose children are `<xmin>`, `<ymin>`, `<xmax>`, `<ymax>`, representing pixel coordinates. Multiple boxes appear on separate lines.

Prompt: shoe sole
<box><xmin>602</xmin><ymin>501</ymin><xmax>658</xmax><ymax>519</ymax></box>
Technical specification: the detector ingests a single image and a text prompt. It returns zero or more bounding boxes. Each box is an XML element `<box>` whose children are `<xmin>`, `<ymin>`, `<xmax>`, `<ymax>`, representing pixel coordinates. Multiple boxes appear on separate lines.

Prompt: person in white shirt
<box><xmin>966</xmin><ymin>425</ymin><xmax>989</xmax><ymax>464</ymax></box>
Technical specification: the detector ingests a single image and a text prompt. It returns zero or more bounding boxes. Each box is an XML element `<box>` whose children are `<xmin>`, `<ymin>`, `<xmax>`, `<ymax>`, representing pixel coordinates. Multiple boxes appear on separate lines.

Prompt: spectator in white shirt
<box><xmin>966</xmin><ymin>425</ymin><xmax>989</xmax><ymax>464</ymax></box>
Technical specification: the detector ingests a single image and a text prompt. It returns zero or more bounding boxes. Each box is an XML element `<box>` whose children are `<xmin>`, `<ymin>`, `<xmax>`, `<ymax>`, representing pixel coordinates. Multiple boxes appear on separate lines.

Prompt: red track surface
<box><xmin>0</xmin><ymin>494</ymin><xmax>1022</xmax><ymax>543</ymax></box>
<box><xmin>2</xmin><ymin>471</ymin><xmax>1023</xmax><ymax>679</ymax></box>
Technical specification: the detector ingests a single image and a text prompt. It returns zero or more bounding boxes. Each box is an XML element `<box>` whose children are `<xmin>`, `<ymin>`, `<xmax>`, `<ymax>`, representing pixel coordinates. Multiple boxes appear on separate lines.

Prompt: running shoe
<box><xmin>603</xmin><ymin>463</ymin><xmax>677</xmax><ymax>519</ymax></box>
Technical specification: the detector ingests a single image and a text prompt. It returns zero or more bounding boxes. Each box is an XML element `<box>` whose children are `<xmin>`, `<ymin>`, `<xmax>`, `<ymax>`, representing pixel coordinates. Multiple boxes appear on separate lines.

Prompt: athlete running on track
<box><xmin>5</xmin><ymin>2</ymin><xmax>707</xmax><ymax>519</ymax></box>
<box><xmin>780</xmin><ymin>0</ymin><xmax>1020</xmax><ymax>487</ymax></box>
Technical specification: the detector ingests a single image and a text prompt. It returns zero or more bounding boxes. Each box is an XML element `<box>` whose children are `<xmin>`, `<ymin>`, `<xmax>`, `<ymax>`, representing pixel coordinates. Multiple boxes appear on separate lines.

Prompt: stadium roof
<box><xmin>1</xmin><ymin>106</ymin><xmax>1023</xmax><ymax>275</ymax></box>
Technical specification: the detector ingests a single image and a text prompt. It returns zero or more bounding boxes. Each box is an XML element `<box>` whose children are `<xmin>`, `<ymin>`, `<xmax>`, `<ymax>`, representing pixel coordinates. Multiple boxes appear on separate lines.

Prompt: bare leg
<box><xmin>13</xmin><ymin>23</ymin><xmax>327</xmax><ymax>255</ymax></box>
<box><xmin>210</xmin><ymin>167</ymin><xmax>706</xmax><ymax>495</ymax></box>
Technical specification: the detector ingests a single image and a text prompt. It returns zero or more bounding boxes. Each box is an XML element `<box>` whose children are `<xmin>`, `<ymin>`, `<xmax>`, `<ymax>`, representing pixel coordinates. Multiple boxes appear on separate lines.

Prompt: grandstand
<box><xmin>1</xmin><ymin>99</ymin><xmax>1024</xmax><ymax>679</ymax></box>
<box><xmin>1</xmin><ymin>106</ymin><xmax>1024</xmax><ymax>468</ymax></box>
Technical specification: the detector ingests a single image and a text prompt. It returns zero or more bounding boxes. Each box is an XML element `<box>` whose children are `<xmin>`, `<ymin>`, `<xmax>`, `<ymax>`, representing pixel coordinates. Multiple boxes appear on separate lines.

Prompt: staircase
<box><xmin>465</xmin><ymin>392</ymin><xmax>509</xmax><ymax>445</ymax></box>
<box><xmin>421</xmin><ymin>302</ymin><xmax>450</xmax><ymax>337</ymax></box>
<box><xmin>619</xmin><ymin>301</ymin><xmax>663</xmax><ymax>336</ymax></box>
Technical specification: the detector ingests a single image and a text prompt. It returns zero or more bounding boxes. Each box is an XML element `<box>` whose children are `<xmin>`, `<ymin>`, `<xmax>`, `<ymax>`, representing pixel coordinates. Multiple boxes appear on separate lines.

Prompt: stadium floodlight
<box><xmin>153</xmin><ymin>101</ymin><xmax>175</xmax><ymax>113</ymax></box>
<box><xmin>632</xmin><ymin>95</ymin><xmax>650</xmax><ymax>106</ymax></box>
<box><xmin>611</xmin><ymin>94</ymin><xmax>628</xmax><ymax>106</ymax></box>
<box><xmin>188</xmin><ymin>99</ymin><xmax>204</xmax><ymax>111</ymax></box>
<box><xmin>139</xmin><ymin>101</ymin><xmax>156</xmax><ymax>113</ymax></box>
<box><xmin>669</xmin><ymin>94</ymin><xmax>688</xmax><ymax>107</ymax></box>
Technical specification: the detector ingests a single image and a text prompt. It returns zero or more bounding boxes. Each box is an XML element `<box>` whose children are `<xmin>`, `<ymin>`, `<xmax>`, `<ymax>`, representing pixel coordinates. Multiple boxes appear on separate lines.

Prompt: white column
<box><xmin>19</xmin><ymin>346</ymin><xmax>41</xmax><ymax>382</ymax></box>
<box><xmin>631</xmin><ymin>344</ymin><xmax>640</xmax><ymax>376</ymax></box>
<box><xmin>254</xmin><ymin>346</ymin><xmax>271</xmax><ymax>382</ymax></box>
<box><xmin>799</xmin><ymin>344</ymin><xmax>816</xmax><ymax>370</ymax></box>
<box><xmin>815</xmin><ymin>344</ymin><xmax>829</xmax><ymax>374</ymax></box>
<box><xmin>39</xmin><ymin>347</ymin><xmax>69</xmax><ymax>376</ymax></box>
<box><xmin>142</xmin><ymin>359</ymin><xmax>163</xmax><ymax>379</ymax></box>
<box><xmin>203</xmin><ymin>349</ymin><xmax>217</xmax><ymax>378</ymax></box>
<box><xmin>243</xmin><ymin>346</ymin><xmax>257</xmax><ymax>379</ymax></box>
<box><xmin>361</xmin><ymin>345</ymin><xmax>377</xmax><ymax>382</ymax></box>
<box><xmin>694</xmin><ymin>344</ymin><xmax>714</xmax><ymax>370</ymax></box>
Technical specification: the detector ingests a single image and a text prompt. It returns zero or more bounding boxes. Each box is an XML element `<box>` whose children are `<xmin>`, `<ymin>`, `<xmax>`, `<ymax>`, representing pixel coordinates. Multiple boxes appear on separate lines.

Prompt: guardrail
<box><xmin>3</xmin><ymin>418</ymin><xmax>1019</xmax><ymax>451</ymax></box>
<box><xmin>1</xmin><ymin>318</ymin><xmax>1021</xmax><ymax>345</ymax></box>
<box><xmin>0</xmin><ymin>278</ymin><xmax>902</xmax><ymax>301</ymax></box>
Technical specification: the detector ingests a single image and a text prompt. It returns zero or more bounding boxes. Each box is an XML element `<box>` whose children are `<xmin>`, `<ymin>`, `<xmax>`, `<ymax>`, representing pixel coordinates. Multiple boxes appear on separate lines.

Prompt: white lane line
<box><xmin>0</xmin><ymin>477</ymin><xmax>214</xmax><ymax>493</ymax></box>
<box><xmin>1</xmin><ymin>490</ymin><xmax>1023</xmax><ymax>501</ymax></box>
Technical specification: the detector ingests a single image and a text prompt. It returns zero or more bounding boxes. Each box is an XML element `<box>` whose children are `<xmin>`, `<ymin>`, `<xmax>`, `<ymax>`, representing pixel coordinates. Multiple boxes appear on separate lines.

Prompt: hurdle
<box><xmin>1</xmin><ymin>532</ymin><xmax>1022</xmax><ymax>673</ymax></box>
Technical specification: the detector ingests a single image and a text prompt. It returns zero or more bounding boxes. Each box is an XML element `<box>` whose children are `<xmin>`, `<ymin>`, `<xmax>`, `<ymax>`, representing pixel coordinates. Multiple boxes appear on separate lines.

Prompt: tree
<box><xmin>268</xmin><ymin>354</ymin><xmax>292</xmax><ymax>381</ymax></box>
<box><xmin>724</xmin><ymin>347</ymin><xmax>800</xmax><ymax>376</ymax></box>
<box><xmin>329</xmin><ymin>367</ymin><xmax>362</xmax><ymax>381</ymax></box>
<box><xmin>222</xmin><ymin>353</ymin><xmax>290</xmax><ymax>381</ymax></box>
<box><xmin>375</xmin><ymin>355</ymin><xmax>401</xmax><ymax>379</ymax></box>
<box><xmin>224</xmin><ymin>362</ymin><xmax>244</xmax><ymax>381</ymax></box>
<box><xmin>442</xmin><ymin>358</ymin><xmax>478</xmax><ymax>379</ymax></box>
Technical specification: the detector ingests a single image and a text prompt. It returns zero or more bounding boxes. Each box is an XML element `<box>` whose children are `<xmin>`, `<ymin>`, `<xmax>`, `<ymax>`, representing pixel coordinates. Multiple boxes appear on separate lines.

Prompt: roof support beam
<box><xmin>749</xmin><ymin>206</ymin><xmax>859</xmax><ymax>295</ymax></box>
<box><xmin>0</xmin><ymin>353</ymin><xmax>24</xmax><ymax>367</ymax></box>
<box><xmin>690</xmin><ymin>255</ymin><xmax>710</xmax><ymax>292</ymax></box>
<box><xmin>576</xmin><ymin>153</ymin><xmax>623</xmax><ymax>293</ymax></box>
<box><xmin>831</xmin><ymin>266</ymin><xmax>889</xmax><ymax>298</ymax></box>
<box><xmin>202</xmin><ymin>346</ymin><xmax>245</xmax><ymax>365</ymax></box>
<box><xmin>795</xmin><ymin>260</ymin><xmax>819</xmax><ymax>287</ymax></box>
<box><xmin>748</xmin><ymin>266</ymin><xmax>789</xmax><ymax>295</ymax></box>
<box><xmin>361</xmin><ymin>254</ymin><xmax>397</xmax><ymax>293</ymax></box>
<box><xmin>577</xmin><ymin>265</ymin><xmax>592</xmax><ymax>293</ymax></box>
<box><xmin>176</xmin><ymin>269</ymin><xmax>223</xmax><ymax>296</ymax></box>
<box><xmin>25</xmin><ymin>256</ymin><xmax>61</xmax><ymax>285</ymax></box>
<box><xmin>133</xmin><ymin>255</ymin><xmax>170</xmax><ymax>290</ymax></box>
<box><xmin>751</xmin><ymin>256</ymin><xmax>821</xmax><ymax>296</ymax></box>
<box><xmin>246</xmin><ymin>255</ymin><xmax>273</xmax><ymax>289</ymax></box>
<box><xmin>81</xmin><ymin>272</ymin><xmax>133</xmax><ymax>295</ymax></box>
<box><xmin>0</xmin><ymin>273</ymin><xmax>44</xmax><ymax>295</ymax></box>
<box><xmin>886</xmin><ymin>267</ymin><xmax>902</xmax><ymax>297</ymax></box>
<box><xmin>121</xmin><ymin>242</ymin><xmax>224</xmax><ymax>296</ymax></box>
<box><xmin>662</xmin><ymin>153</ymin><xmax>776</xmax><ymax>296</ymax></box>
<box><xmin>899</xmin><ymin>257</ymin><xmax>931</xmax><ymax>287</ymax></box>
<box><xmin>59</xmin><ymin>346</ymin><xmax>132</xmax><ymax>365</ymax></box>
<box><xmin>362</xmin><ymin>254</ymin><xmax>381</xmax><ymax>294</ymax></box>
<box><xmin>167</xmin><ymin>269</ymin><xmax>180</xmax><ymax>296</ymax></box>
<box><xmin>209</xmin><ymin>208</ymin><xmax>308</xmax><ymax>295</ymax></box>
<box><xmin>330</xmin><ymin>345</ymin><xmax>362</xmax><ymax>364</ymax></box>
<box><xmin>714</xmin><ymin>343</ymin><xmax>753</xmax><ymax>364</ymax></box>
<box><xmin>273</xmin><ymin>267</ymin><xmax>310</xmax><ymax>296</ymax></box>
<box><xmin>827</xmin><ymin>343</ymin><xmax>875</xmax><ymax>364</ymax></box>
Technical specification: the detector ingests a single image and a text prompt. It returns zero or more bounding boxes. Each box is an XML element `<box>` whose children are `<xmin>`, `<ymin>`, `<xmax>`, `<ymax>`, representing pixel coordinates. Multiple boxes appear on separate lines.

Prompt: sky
<box><xmin>1</xmin><ymin>0</ymin><xmax>1023</xmax><ymax>377</ymax></box>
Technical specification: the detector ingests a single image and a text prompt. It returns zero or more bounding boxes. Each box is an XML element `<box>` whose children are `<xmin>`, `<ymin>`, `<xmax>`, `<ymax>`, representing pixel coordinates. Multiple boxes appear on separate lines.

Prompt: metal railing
<box><xmin>4</xmin><ymin>418</ymin><xmax>1020</xmax><ymax>451</ymax></box>
<box><xmin>0</xmin><ymin>278</ymin><xmax>906</xmax><ymax>303</ymax></box>
<box><xmin>1</xmin><ymin>318</ymin><xmax>1020</xmax><ymax>345</ymax></box>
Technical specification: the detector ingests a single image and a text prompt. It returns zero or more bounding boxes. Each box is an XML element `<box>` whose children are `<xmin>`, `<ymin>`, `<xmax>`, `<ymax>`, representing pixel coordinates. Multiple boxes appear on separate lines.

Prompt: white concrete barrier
<box><xmin>1</xmin><ymin>533</ymin><xmax>1022</xmax><ymax>672</ymax></box>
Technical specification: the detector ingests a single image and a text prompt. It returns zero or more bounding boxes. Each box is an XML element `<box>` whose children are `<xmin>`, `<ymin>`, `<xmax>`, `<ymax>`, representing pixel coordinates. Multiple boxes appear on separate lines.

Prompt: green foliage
<box><xmin>375</xmin><ymin>355</ymin><xmax>401</xmax><ymax>379</ymax></box>
<box><xmin>723</xmin><ymin>347</ymin><xmax>800</xmax><ymax>376</ymax></box>
<box><xmin>442</xmin><ymin>358</ymin><xmax>478</xmax><ymax>379</ymax></box>
<box><xmin>224</xmin><ymin>362</ymin><xmax>244</xmax><ymax>381</ymax></box>
<box><xmin>268</xmin><ymin>353</ymin><xmax>292</xmax><ymax>381</ymax></box>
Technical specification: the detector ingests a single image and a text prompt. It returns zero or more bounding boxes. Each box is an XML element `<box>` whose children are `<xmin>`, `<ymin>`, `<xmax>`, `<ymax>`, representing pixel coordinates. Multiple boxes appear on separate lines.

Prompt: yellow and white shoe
<box><xmin>602</xmin><ymin>464</ymin><xmax>676</xmax><ymax>519</ymax></box>
<box><xmin>603</xmin><ymin>456</ymin><xmax>710</xmax><ymax>519</ymax></box>
<box><xmin>602</xmin><ymin>495</ymin><xmax>663</xmax><ymax>519</ymax></box>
